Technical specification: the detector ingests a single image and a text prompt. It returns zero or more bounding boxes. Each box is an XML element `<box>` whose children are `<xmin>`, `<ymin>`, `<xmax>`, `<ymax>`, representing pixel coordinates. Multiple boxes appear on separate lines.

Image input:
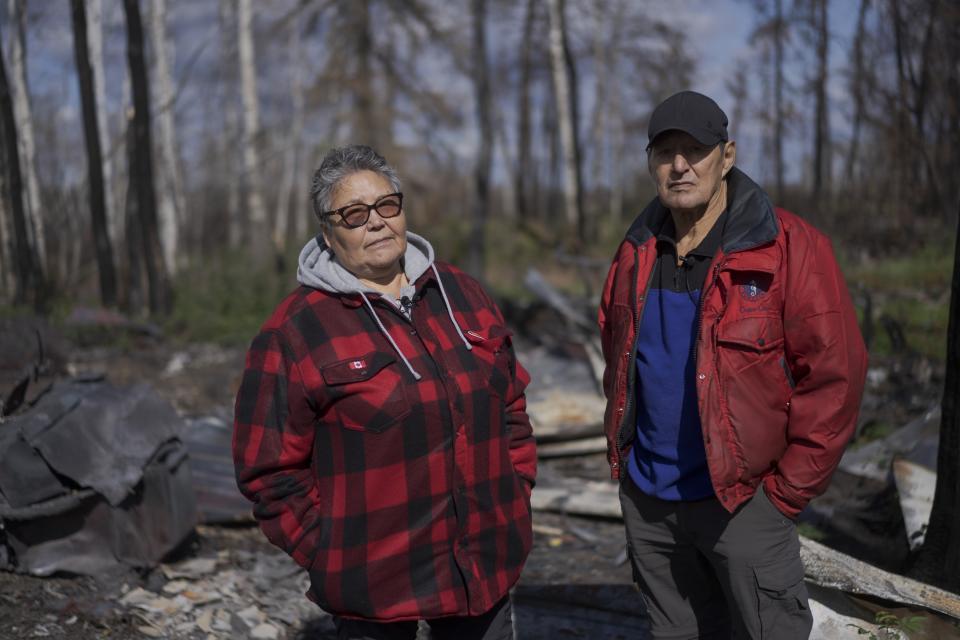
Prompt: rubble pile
<box><xmin>116</xmin><ymin>527</ymin><xmax>327</xmax><ymax>640</ymax></box>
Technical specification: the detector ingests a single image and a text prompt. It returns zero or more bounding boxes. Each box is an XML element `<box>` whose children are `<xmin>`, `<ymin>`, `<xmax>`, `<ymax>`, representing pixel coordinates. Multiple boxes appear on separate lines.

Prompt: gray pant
<box><xmin>334</xmin><ymin>597</ymin><xmax>513</xmax><ymax>640</ymax></box>
<box><xmin>619</xmin><ymin>480</ymin><xmax>812</xmax><ymax>640</ymax></box>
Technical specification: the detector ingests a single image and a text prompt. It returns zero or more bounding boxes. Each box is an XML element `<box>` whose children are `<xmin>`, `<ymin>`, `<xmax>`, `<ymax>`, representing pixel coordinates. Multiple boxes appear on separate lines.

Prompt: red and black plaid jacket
<box><xmin>233</xmin><ymin>261</ymin><xmax>535</xmax><ymax>621</ymax></box>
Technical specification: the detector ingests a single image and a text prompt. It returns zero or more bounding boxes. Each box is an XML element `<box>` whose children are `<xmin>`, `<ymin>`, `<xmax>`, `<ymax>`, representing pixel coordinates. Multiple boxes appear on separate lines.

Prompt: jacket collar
<box><xmin>624</xmin><ymin>167</ymin><xmax>779</xmax><ymax>254</ymax></box>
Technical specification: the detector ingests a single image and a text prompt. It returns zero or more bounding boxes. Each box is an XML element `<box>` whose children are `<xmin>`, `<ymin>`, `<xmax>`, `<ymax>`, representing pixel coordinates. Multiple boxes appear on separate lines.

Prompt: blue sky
<box><xmin>681</xmin><ymin>0</ymin><xmax>860</xmax><ymax>182</ymax></box>
<box><xmin>12</xmin><ymin>0</ymin><xmax>863</xmax><ymax>189</ymax></box>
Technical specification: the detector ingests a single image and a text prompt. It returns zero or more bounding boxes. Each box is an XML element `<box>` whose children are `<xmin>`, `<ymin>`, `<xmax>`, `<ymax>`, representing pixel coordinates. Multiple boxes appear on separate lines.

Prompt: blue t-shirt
<box><xmin>626</xmin><ymin>212</ymin><xmax>727</xmax><ymax>501</ymax></box>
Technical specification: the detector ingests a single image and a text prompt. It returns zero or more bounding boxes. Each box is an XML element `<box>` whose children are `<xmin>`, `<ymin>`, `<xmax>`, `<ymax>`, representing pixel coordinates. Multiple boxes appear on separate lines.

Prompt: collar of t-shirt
<box><xmin>653</xmin><ymin>210</ymin><xmax>729</xmax><ymax>293</ymax></box>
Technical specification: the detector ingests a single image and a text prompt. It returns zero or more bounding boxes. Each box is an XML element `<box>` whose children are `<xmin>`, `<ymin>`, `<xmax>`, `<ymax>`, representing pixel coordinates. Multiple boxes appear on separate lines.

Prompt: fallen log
<box><xmin>537</xmin><ymin>436</ymin><xmax>607</xmax><ymax>458</ymax></box>
<box><xmin>531</xmin><ymin>478</ymin><xmax>960</xmax><ymax>620</ymax></box>
<box><xmin>527</xmin><ymin>389</ymin><xmax>605</xmax><ymax>443</ymax></box>
<box><xmin>531</xmin><ymin>479</ymin><xmax>621</xmax><ymax>519</ymax></box>
<box><xmin>800</xmin><ymin>537</ymin><xmax>960</xmax><ymax>620</ymax></box>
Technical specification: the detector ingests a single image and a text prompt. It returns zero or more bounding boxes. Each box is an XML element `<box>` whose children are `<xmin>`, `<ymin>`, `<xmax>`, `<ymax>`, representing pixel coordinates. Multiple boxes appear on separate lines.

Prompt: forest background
<box><xmin>0</xmin><ymin>0</ymin><xmax>954</xmax><ymax>350</ymax></box>
<box><xmin>1</xmin><ymin>0</ymin><xmax>959</xmax><ymax>592</ymax></box>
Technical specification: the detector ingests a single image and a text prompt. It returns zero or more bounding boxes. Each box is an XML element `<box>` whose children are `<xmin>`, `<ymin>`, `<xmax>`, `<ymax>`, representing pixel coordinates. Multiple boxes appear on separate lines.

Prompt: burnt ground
<box><xmin>0</xmin><ymin>337</ymin><xmax>639</xmax><ymax>639</ymax></box>
<box><xmin>0</xmin><ymin>331</ymin><xmax>954</xmax><ymax>639</ymax></box>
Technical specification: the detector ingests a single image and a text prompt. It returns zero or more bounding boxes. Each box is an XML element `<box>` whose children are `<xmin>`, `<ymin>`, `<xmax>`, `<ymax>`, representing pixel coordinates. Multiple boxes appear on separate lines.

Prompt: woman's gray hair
<box><xmin>310</xmin><ymin>145</ymin><xmax>402</xmax><ymax>233</ymax></box>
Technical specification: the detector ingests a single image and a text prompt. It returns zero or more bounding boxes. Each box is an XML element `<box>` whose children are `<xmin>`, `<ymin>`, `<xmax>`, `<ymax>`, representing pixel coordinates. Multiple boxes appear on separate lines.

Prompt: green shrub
<box><xmin>165</xmin><ymin>248</ymin><xmax>299</xmax><ymax>346</ymax></box>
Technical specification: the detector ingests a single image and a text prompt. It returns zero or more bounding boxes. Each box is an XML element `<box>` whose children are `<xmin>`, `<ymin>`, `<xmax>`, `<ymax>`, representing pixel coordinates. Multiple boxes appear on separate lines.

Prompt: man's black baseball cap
<box><xmin>647</xmin><ymin>90</ymin><xmax>729</xmax><ymax>149</ymax></box>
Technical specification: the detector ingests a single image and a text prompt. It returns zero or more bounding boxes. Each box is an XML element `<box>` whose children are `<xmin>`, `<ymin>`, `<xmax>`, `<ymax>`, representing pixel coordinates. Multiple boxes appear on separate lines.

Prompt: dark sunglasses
<box><xmin>318</xmin><ymin>192</ymin><xmax>404</xmax><ymax>229</ymax></box>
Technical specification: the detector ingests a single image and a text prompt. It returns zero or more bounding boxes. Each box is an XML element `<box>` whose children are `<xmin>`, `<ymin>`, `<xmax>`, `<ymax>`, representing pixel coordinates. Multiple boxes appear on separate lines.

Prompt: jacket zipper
<box><xmin>696</xmin><ymin>257</ymin><xmax>726</xmax><ymax>368</ymax></box>
<box><xmin>615</xmin><ymin>242</ymin><xmax>657</xmax><ymax>470</ymax></box>
<box><xmin>695</xmin><ymin>258</ymin><xmax>726</xmax><ymax>448</ymax></box>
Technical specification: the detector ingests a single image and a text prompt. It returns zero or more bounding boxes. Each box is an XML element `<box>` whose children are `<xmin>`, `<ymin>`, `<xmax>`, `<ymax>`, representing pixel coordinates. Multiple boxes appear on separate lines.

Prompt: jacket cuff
<box><xmin>763</xmin><ymin>475</ymin><xmax>806</xmax><ymax>520</ymax></box>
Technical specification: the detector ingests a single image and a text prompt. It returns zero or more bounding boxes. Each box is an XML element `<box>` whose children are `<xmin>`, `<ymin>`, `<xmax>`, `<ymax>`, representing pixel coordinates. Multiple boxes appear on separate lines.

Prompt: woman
<box><xmin>233</xmin><ymin>145</ymin><xmax>536</xmax><ymax>640</ymax></box>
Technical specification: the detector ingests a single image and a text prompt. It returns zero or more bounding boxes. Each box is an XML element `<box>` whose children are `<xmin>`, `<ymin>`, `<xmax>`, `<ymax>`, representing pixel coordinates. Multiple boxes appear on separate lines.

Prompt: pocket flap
<box><xmin>464</xmin><ymin>325</ymin><xmax>513</xmax><ymax>344</ymax></box>
<box><xmin>717</xmin><ymin>316</ymin><xmax>783</xmax><ymax>350</ymax></box>
<box><xmin>754</xmin><ymin>557</ymin><xmax>805</xmax><ymax>592</ymax></box>
<box><xmin>321</xmin><ymin>352</ymin><xmax>395</xmax><ymax>385</ymax></box>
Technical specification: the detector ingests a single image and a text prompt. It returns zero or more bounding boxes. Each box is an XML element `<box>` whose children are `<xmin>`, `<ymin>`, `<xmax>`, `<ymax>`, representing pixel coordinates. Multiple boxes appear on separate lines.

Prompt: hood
<box><xmin>297</xmin><ymin>231</ymin><xmax>435</xmax><ymax>296</ymax></box>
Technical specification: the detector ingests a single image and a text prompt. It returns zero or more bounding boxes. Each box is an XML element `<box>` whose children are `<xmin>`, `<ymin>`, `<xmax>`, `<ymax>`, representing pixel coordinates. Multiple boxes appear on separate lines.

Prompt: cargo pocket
<box><xmin>753</xmin><ymin>557</ymin><xmax>810</xmax><ymax>638</ymax></box>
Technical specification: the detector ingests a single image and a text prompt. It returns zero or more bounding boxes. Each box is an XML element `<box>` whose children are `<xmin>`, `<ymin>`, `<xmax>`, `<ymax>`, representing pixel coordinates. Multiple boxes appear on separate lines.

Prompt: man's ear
<box><xmin>721</xmin><ymin>140</ymin><xmax>737</xmax><ymax>177</ymax></box>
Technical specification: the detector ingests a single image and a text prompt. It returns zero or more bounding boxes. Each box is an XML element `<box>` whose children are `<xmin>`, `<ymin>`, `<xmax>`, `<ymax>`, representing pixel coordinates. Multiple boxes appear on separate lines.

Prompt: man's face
<box><xmin>648</xmin><ymin>131</ymin><xmax>736</xmax><ymax>213</ymax></box>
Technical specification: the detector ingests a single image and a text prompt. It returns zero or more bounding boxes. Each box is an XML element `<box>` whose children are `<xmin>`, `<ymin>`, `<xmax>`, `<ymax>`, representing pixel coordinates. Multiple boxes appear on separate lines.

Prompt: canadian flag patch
<box><xmin>349</xmin><ymin>360</ymin><xmax>366</xmax><ymax>370</ymax></box>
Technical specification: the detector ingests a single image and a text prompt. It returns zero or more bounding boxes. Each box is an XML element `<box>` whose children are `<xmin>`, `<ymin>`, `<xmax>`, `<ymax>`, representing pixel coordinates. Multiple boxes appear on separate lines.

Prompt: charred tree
<box><xmin>909</xmin><ymin>202</ymin><xmax>960</xmax><ymax>592</ymax></box>
<box><xmin>749</xmin><ymin>0</ymin><xmax>788</xmax><ymax>202</ymax></box>
<box><xmin>71</xmin><ymin>0</ymin><xmax>118</xmax><ymax>308</ymax></box>
<box><xmin>8</xmin><ymin>0</ymin><xmax>46</xmax><ymax>273</ymax></box>
<box><xmin>87</xmin><ymin>0</ymin><xmax>119</xmax><ymax>248</ymax></box>
<box><xmin>351</xmin><ymin>1</ymin><xmax>379</xmax><ymax>148</ymax></box>
<box><xmin>123</xmin><ymin>0</ymin><xmax>171</xmax><ymax>315</ymax></box>
<box><xmin>845</xmin><ymin>0</ymin><xmax>869</xmax><ymax>183</ymax></box>
<box><xmin>123</xmin><ymin>115</ymin><xmax>144</xmax><ymax>314</ymax></box>
<box><xmin>274</xmin><ymin>19</ymin><xmax>305</xmax><ymax>254</ymax></box>
<box><xmin>237</xmin><ymin>0</ymin><xmax>270</xmax><ymax>262</ymax></box>
<box><xmin>467</xmin><ymin>0</ymin><xmax>492</xmax><ymax>280</ymax></box>
<box><xmin>546</xmin><ymin>0</ymin><xmax>585</xmax><ymax>246</ymax></box>
<box><xmin>773</xmin><ymin>0</ymin><xmax>786</xmax><ymax>203</ymax></box>
<box><xmin>811</xmin><ymin>0</ymin><xmax>831</xmax><ymax>207</ymax></box>
<box><xmin>0</xmin><ymin>25</ymin><xmax>43</xmax><ymax>308</ymax></box>
<box><xmin>149</xmin><ymin>0</ymin><xmax>186</xmax><ymax>274</ymax></box>
<box><xmin>218</xmin><ymin>0</ymin><xmax>242</xmax><ymax>251</ymax></box>
<box><xmin>513</xmin><ymin>0</ymin><xmax>537</xmax><ymax>223</ymax></box>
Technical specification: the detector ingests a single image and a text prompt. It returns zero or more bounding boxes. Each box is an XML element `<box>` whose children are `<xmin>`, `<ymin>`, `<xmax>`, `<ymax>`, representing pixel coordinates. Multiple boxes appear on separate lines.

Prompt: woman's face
<box><xmin>321</xmin><ymin>170</ymin><xmax>407</xmax><ymax>282</ymax></box>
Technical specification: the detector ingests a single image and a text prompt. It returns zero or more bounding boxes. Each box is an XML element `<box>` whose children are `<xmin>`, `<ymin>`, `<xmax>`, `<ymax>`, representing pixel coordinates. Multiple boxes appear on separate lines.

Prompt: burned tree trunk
<box><xmin>87</xmin><ymin>0</ymin><xmax>119</xmax><ymax>249</ymax></box>
<box><xmin>124</xmin><ymin>0</ymin><xmax>172</xmax><ymax>315</ymax></box>
<box><xmin>274</xmin><ymin>19</ymin><xmax>305</xmax><ymax>253</ymax></box>
<box><xmin>348</xmin><ymin>0</ymin><xmax>380</xmax><ymax>149</ymax></box>
<box><xmin>468</xmin><ymin>0</ymin><xmax>492</xmax><ymax>280</ymax></box>
<box><xmin>0</xmin><ymin>21</ymin><xmax>43</xmax><ymax>309</ymax></box>
<box><xmin>513</xmin><ymin>0</ymin><xmax>536</xmax><ymax>222</ymax></box>
<box><xmin>773</xmin><ymin>0</ymin><xmax>786</xmax><ymax>204</ymax></box>
<box><xmin>149</xmin><ymin>0</ymin><xmax>186</xmax><ymax>275</ymax></box>
<box><xmin>123</xmin><ymin>116</ymin><xmax>144</xmax><ymax>314</ymax></box>
<box><xmin>218</xmin><ymin>0</ymin><xmax>242</xmax><ymax>251</ymax></box>
<box><xmin>845</xmin><ymin>0</ymin><xmax>869</xmax><ymax>183</ymax></box>
<box><xmin>546</xmin><ymin>0</ymin><xmax>584</xmax><ymax>245</ymax></box>
<box><xmin>9</xmin><ymin>0</ymin><xmax>46</xmax><ymax>274</ymax></box>
<box><xmin>909</xmin><ymin>202</ymin><xmax>960</xmax><ymax>592</ymax></box>
<box><xmin>237</xmin><ymin>0</ymin><xmax>269</xmax><ymax>261</ymax></box>
<box><xmin>71</xmin><ymin>0</ymin><xmax>118</xmax><ymax>308</ymax></box>
<box><xmin>811</xmin><ymin>0</ymin><xmax>831</xmax><ymax>208</ymax></box>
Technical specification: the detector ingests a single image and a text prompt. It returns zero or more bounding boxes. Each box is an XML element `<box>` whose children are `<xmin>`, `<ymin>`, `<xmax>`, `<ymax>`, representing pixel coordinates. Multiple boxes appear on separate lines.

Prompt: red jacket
<box><xmin>233</xmin><ymin>262</ymin><xmax>535</xmax><ymax>621</ymax></box>
<box><xmin>598</xmin><ymin>168</ymin><xmax>867</xmax><ymax>519</ymax></box>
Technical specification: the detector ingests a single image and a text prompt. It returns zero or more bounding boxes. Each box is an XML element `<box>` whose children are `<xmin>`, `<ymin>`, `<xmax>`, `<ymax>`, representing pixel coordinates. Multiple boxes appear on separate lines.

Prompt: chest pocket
<box><xmin>716</xmin><ymin>316</ymin><xmax>785</xmax><ymax>376</ymax></box>
<box><xmin>321</xmin><ymin>351</ymin><xmax>411</xmax><ymax>433</ymax></box>
<box><xmin>464</xmin><ymin>325</ymin><xmax>514</xmax><ymax>399</ymax></box>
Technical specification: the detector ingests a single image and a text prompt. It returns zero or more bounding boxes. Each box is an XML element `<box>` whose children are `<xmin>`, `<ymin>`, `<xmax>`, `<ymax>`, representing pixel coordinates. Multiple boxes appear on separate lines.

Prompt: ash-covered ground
<box><xmin>0</xmin><ymin>337</ymin><xmax>643</xmax><ymax>640</ymax></box>
<box><xmin>1</xmin><ymin>326</ymin><xmax>952</xmax><ymax>639</ymax></box>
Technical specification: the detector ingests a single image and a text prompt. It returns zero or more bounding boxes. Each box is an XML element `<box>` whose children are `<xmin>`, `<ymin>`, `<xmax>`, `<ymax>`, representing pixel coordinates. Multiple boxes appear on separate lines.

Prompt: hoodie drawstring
<box><xmin>431</xmin><ymin>264</ymin><xmax>472</xmax><ymax>351</ymax></box>
<box><xmin>356</xmin><ymin>265</ymin><xmax>472</xmax><ymax>383</ymax></box>
<box><xmin>359</xmin><ymin>295</ymin><xmax>422</xmax><ymax>381</ymax></box>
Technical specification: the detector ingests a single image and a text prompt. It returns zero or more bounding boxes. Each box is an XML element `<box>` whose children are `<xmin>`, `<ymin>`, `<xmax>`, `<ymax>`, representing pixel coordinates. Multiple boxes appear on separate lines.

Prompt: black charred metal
<box><xmin>0</xmin><ymin>377</ymin><xmax>197</xmax><ymax>576</ymax></box>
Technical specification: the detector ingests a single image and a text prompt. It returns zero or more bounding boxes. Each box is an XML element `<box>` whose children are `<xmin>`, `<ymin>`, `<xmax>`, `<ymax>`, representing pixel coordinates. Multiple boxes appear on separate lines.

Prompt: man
<box><xmin>598</xmin><ymin>91</ymin><xmax>867</xmax><ymax>639</ymax></box>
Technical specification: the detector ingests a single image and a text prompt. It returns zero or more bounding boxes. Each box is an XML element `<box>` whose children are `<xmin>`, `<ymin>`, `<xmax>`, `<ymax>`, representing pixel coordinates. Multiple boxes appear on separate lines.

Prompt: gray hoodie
<box><xmin>297</xmin><ymin>231</ymin><xmax>435</xmax><ymax>312</ymax></box>
<box><xmin>296</xmin><ymin>231</ymin><xmax>471</xmax><ymax>380</ymax></box>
